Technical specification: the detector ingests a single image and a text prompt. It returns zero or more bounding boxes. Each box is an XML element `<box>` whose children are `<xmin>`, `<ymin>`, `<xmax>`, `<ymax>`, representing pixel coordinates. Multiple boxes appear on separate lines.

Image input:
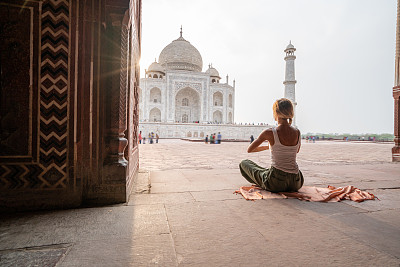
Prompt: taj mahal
<box><xmin>139</xmin><ymin>28</ymin><xmax>297</xmax><ymax>139</ymax></box>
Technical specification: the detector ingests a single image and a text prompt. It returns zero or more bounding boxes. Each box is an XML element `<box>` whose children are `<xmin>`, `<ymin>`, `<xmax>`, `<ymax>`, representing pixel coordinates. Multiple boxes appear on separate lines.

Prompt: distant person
<box><xmin>139</xmin><ymin>131</ymin><xmax>142</xmax><ymax>144</ymax></box>
<box><xmin>239</xmin><ymin>98</ymin><xmax>303</xmax><ymax>193</ymax></box>
<box><xmin>156</xmin><ymin>133</ymin><xmax>159</xmax><ymax>143</ymax></box>
<box><xmin>312</xmin><ymin>136</ymin><xmax>315</xmax><ymax>143</ymax></box>
<box><xmin>250</xmin><ymin>135</ymin><xmax>254</xmax><ymax>144</ymax></box>
<box><xmin>217</xmin><ymin>132</ymin><xmax>222</xmax><ymax>144</ymax></box>
<box><xmin>143</xmin><ymin>136</ymin><xmax>146</xmax><ymax>144</ymax></box>
<box><xmin>210</xmin><ymin>134</ymin><xmax>214</xmax><ymax>144</ymax></box>
<box><xmin>205</xmin><ymin>135</ymin><xmax>209</xmax><ymax>144</ymax></box>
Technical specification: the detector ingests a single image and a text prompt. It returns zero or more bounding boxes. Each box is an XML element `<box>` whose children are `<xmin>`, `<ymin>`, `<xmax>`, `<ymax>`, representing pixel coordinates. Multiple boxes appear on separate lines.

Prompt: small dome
<box><xmin>159</xmin><ymin>32</ymin><xmax>203</xmax><ymax>72</ymax></box>
<box><xmin>285</xmin><ymin>41</ymin><xmax>296</xmax><ymax>52</ymax></box>
<box><xmin>205</xmin><ymin>66</ymin><xmax>220</xmax><ymax>78</ymax></box>
<box><xmin>148</xmin><ymin>61</ymin><xmax>165</xmax><ymax>73</ymax></box>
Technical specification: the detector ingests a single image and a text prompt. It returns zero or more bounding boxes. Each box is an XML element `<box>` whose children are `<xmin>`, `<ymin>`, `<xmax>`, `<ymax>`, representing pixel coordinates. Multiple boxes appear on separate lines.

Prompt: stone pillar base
<box><xmin>84</xmin><ymin>164</ymin><xmax>129</xmax><ymax>205</ymax></box>
<box><xmin>392</xmin><ymin>146</ymin><xmax>400</xmax><ymax>162</ymax></box>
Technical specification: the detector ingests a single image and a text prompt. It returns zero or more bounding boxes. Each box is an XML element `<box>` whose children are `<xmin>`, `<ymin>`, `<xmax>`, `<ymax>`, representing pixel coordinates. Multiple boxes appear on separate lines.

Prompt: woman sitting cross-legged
<box><xmin>239</xmin><ymin>98</ymin><xmax>304</xmax><ymax>193</ymax></box>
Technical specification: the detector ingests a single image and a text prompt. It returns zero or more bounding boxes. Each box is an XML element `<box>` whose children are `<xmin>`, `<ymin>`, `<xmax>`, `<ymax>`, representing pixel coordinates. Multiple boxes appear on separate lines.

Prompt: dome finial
<box><xmin>180</xmin><ymin>25</ymin><xmax>183</xmax><ymax>37</ymax></box>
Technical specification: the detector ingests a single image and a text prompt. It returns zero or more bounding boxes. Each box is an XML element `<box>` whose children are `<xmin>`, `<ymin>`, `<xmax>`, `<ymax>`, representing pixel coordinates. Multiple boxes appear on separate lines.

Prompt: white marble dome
<box><xmin>148</xmin><ymin>61</ymin><xmax>164</xmax><ymax>73</ymax></box>
<box><xmin>205</xmin><ymin>66</ymin><xmax>220</xmax><ymax>78</ymax></box>
<box><xmin>159</xmin><ymin>35</ymin><xmax>203</xmax><ymax>72</ymax></box>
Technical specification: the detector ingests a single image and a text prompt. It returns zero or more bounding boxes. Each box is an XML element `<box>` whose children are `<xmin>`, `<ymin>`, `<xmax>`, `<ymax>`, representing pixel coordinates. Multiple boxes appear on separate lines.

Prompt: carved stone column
<box><xmin>393</xmin><ymin>0</ymin><xmax>400</xmax><ymax>162</ymax></box>
<box><xmin>102</xmin><ymin>7</ymin><xmax>130</xmax><ymax>192</ymax></box>
<box><xmin>107</xmin><ymin>13</ymin><xmax>129</xmax><ymax>167</ymax></box>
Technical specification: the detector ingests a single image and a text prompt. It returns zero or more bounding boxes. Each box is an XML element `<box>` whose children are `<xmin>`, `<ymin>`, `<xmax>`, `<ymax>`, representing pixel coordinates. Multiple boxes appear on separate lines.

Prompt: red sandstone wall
<box><xmin>0</xmin><ymin>0</ymin><xmax>141</xmax><ymax>211</ymax></box>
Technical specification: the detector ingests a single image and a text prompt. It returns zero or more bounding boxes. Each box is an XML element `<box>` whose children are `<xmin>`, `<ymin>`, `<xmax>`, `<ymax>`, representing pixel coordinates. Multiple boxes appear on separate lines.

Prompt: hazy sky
<box><xmin>140</xmin><ymin>0</ymin><xmax>396</xmax><ymax>134</ymax></box>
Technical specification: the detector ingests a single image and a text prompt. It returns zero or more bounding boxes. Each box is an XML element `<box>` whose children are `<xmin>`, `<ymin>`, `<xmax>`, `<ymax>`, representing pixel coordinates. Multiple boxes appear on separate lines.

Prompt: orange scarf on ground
<box><xmin>235</xmin><ymin>185</ymin><xmax>377</xmax><ymax>202</ymax></box>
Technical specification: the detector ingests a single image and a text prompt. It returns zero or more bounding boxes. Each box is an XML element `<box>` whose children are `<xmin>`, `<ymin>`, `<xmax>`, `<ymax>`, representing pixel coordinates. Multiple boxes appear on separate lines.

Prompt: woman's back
<box><xmin>270</xmin><ymin>125</ymin><xmax>299</xmax><ymax>146</ymax></box>
<box><xmin>270</xmin><ymin>126</ymin><xmax>300</xmax><ymax>174</ymax></box>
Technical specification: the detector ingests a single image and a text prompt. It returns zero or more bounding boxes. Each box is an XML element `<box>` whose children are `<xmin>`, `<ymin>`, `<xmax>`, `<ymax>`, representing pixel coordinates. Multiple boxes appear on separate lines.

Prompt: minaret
<box><xmin>283</xmin><ymin>41</ymin><xmax>297</xmax><ymax>126</ymax></box>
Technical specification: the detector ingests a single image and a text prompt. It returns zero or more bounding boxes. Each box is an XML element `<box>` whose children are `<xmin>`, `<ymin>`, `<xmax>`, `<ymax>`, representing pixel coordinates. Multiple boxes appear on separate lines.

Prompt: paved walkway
<box><xmin>1</xmin><ymin>140</ymin><xmax>399</xmax><ymax>266</ymax></box>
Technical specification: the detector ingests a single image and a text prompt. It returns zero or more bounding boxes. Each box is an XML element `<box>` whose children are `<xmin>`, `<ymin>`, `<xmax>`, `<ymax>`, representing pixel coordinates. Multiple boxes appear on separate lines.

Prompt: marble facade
<box><xmin>139</xmin><ymin>122</ymin><xmax>270</xmax><ymax>140</ymax></box>
<box><xmin>139</xmin><ymin>30</ymin><xmax>236</xmax><ymax>136</ymax></box>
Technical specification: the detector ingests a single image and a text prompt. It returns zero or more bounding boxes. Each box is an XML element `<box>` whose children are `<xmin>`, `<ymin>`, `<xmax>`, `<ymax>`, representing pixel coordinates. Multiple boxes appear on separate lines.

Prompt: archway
<box><xmin>213</xmin><ymin>91</ymin><xmax>223</xmax><ymax>106</ymax></box>
<box><xmin>213</xmin><ymin>110</ymin><xmax>222</xmax><ymax>123</ymax></box>
<box><xmin>150</xmin><ymin>87</ymin><xmax>161</xmax><ymax>104</ymax></box>
<box><xmin>149</xmin><ymin>107</ymin><xmax>161</xmax><ymax>122</ymax></box>
<box><xmin>175</xmin><ymin>87</ymin><xmax>200</xmax><ymax>123</ymax></box>
<box><xmin>182</xmin><ymin>114</ymin><xmax>188</xmax><ymax>123</ymax></box>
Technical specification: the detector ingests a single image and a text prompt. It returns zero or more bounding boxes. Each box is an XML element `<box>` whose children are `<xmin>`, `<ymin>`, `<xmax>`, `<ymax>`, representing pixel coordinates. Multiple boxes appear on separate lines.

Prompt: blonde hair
<box><xmin>273</xmin><ymin>98</ymin><xmax>294</xmax><ymax>125</ymax></box>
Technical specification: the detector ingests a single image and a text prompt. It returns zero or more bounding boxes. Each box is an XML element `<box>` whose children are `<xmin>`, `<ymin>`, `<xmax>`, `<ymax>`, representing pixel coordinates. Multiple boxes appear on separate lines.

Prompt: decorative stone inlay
<box><xmin>175</xmin><ymin>82</ymin><xmax>202</xmax><ymax>93</ymax></box>
<box><xmin>0</xmin><ymin>0</ymin><xmax>71</xmax><ymax>190</ymax></box>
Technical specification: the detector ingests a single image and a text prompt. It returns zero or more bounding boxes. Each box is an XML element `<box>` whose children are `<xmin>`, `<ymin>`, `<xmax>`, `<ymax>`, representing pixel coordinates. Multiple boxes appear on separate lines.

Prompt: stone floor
<box><xmin>1</xmin><ymin>140</ymin><xmax>400</xmax><ymax>266</ymax></box>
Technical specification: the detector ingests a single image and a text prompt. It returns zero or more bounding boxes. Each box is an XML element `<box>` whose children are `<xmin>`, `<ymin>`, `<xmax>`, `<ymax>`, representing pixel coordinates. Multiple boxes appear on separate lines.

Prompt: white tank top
<box><xmin>270</xmin><ymin>127</ymin><xmax>301</xmax><ymax>174</ymax></box>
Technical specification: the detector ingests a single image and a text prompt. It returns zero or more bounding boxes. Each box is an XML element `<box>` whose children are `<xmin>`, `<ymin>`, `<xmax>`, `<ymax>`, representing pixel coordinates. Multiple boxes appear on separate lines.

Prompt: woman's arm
<box><xmin>297</xmin><ymin>130</ymin><xmax>301</xmax><ymax>153</ymax></box>
<box><xmin>250</xmin><ymin>145</ymin><xmax>269</xmax><ymax>153</ymax></box>
<box><xmin>247</xmin><ymin>130</ymin><xmax>270</xmax><ymax>153</ymax></box>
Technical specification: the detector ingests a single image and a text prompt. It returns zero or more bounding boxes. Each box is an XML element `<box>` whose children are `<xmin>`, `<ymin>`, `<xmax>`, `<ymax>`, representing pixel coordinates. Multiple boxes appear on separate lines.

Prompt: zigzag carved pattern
<box><xmin>0</xmin><ymin>0</ymin><xmax>70</xmax><ymax>190</ymax></box>
<box><xmin>38</xmin><ymin>0</ymin><xmax>69</xmax><ymax>187</ymax></box>
<box><xmin>0</xmin><ymin>165</ymin><xmax>45</xmax><ymax>190</ymax></box>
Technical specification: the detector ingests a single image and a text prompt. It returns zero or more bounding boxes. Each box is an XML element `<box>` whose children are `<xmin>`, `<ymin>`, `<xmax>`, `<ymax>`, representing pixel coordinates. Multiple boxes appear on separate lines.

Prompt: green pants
<box><xmin>239</xmin><ymin>159</ymin><xmax>304</xmax><ymax>193</ymax></box>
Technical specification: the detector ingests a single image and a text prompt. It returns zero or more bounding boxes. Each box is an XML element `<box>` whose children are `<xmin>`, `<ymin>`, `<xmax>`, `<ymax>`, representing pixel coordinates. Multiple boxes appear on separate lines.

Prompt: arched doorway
<box><xmin>150</xmin><ymin>87</ymin><xmax>161</xmax><ymax>104</ymax></box>
<box><xmin>149</xmin><ymin>107</ymin><xmax>161</xmax><ymax>122</ymax></box>
<box><xmin>213</xmin><ymin>110</ymin><xmax>222</xmax><ymax>123</ymax></box>
<box><xmin>213</xmin><ymin>91</ymin><xmax>223</xmax><ymax>106</ymax></box>
<box><xmin>182</xmin><ymin>114</ymin><xmax>188</xmax><ymax>123</ymax></box>
<box><xmin>175</xmin><ymin>87</ymin><xmax>200</xmax><ymax>123</ymax></box>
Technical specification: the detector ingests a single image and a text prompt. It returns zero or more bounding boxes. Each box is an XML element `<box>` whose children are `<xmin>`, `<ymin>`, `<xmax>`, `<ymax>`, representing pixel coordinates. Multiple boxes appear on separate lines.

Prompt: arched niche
<box><xmin>229</xmin><ymin>94</ymin><xmax>233</xmax><ymax>108</ymax></box>
<box><xmin>213</xmin><ymin>91</ymin><xmax>223</xmax><ymax>106</ymax></box>
<box><xmin>182</xmin><ymin>114</ymin><xmax>188</xmax><ymax>123</ymax></box>
<box><xmin>149</xmin><ymin>107</ymin><xmax>161</xmax><ymax>122</ymax></box>
<box><xmin>228</xmin><ymin>112</ymin><xmax>233</xmax><ymax>124</ymax></box>
<box><xmin>175</xmin><ymin>87</ymin><xmax>200</xmax><ymax>123</ymax></box>
<box><xmin>213</xmin><ymin>110</ymin><xmax>222</xmax><ymax>123</ymax></box>
<box><xmin>150</xmin><ymin>87</ymin><xmax>161</xmax><ymax>104</ymax></box>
